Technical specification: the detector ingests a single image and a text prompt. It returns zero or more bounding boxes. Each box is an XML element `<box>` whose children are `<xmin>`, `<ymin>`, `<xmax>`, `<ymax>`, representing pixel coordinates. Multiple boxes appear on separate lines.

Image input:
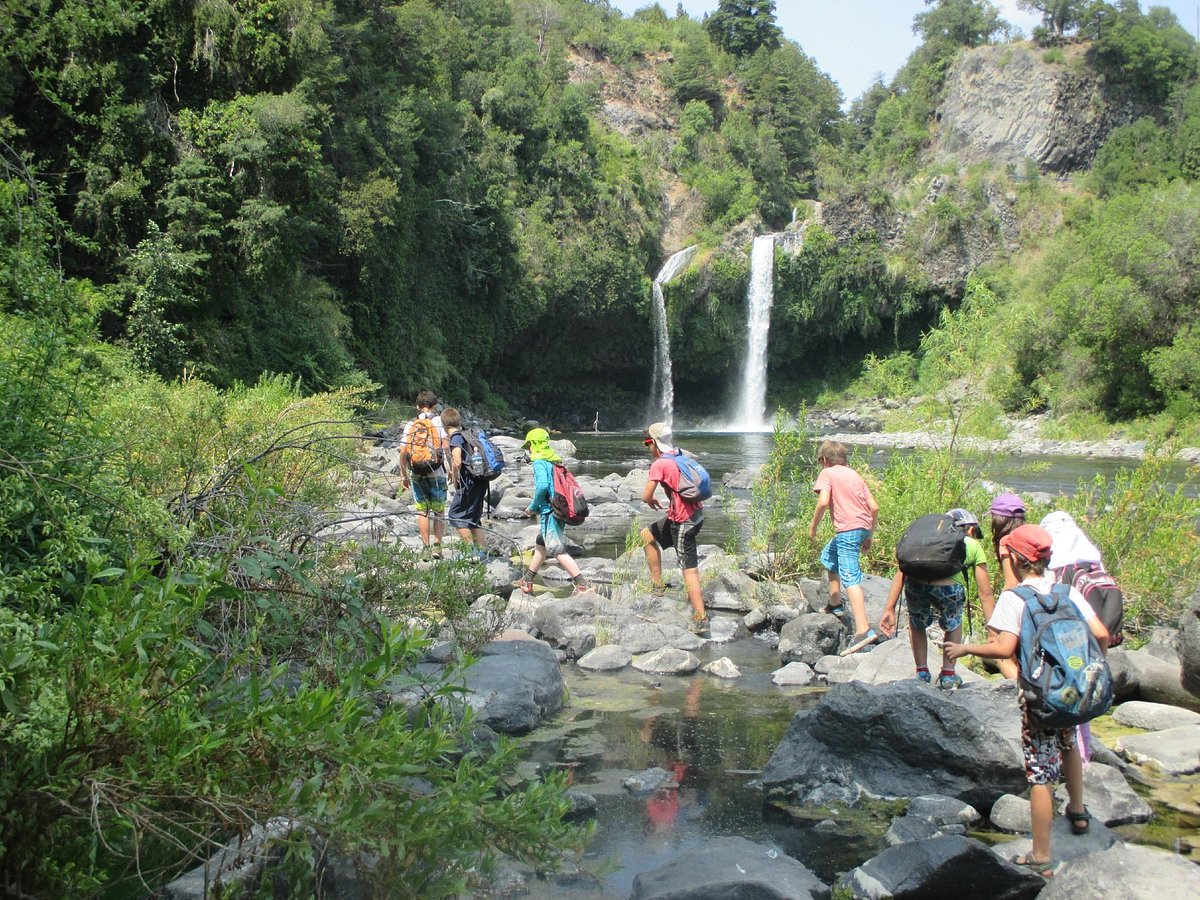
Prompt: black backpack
<box><xmin>896</xmin><ymin>514</ymin><xmax>967</xmax><ymax>581</ymax></box>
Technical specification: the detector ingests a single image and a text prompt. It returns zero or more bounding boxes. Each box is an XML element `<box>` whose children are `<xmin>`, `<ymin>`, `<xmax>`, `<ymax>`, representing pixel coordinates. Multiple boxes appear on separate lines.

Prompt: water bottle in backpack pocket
<box><xmin>672</xmin><ymin>451</ymin><xmax>712</xmax><ymax>502</ymax></box>
<box><xmin>1015</xmin><ymin>584</ymin><xmax>1113</xmax><ymax>728</ymax></box>
<box><xmin>462</xmin><ymin>429</ymin><xmax>506</xmax><ymax>481</ymax></box>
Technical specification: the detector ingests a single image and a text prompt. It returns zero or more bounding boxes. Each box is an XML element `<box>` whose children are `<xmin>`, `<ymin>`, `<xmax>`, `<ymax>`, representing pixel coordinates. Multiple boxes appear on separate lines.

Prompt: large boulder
<box><xmin>1123</xmin><ymin>647</ymin><xmax>1200</xmax><ymax>712</ymax></box>
<box><xmin>1052</xmin><ymin>761</ymin><xmax>1152</xmax><ymax>826</ymax></box>
<box><xmin>1115</xmin><ymin>724</ymin><xmax>1200</xmax><ymax>775</ymax></box>
<box><xmin>778</xmin><ymin>613</ymin><xmax>844</xmax><ymax>665</ymax></box>
<box><xmin>762</xmin><ymin>680</ymin><xmax>1025</xmax><ymax>810</ymax></box>
<box><xmin>630</xmin><ymin>836</ymin><xmax>829</xmax><ymax>900</ymax></box>
<box><xmin>839</xmin><ymin>836</ymin><xmax>1043</xmax><ymax>900</ymax></box>
<box><xmin>1038</xmin><ymin>843</ymin><xmax>1200</xmax><ymax>900</ymax></box>
<box><xmin>460</xmin><ymin>639</ymin><xmax>564</xmax><ymax>734</ymax></box>
<box><xmin>1181</xmin><ymin>583</ymin><xmax>1200</xmax><ymax>698</ymax></box>
<box><xmin>1111</xmin><ymin>700</ymin><xmax>1200</xmax><ymax>731</ymax></box>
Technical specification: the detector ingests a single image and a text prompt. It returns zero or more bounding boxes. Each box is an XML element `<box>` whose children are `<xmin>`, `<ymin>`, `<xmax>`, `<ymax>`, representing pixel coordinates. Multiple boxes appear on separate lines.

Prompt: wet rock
<box><xmin>995</xmin><ymin>813</ymin><xmax>1120</xmax><ymax>864</ymax></box>
<box><xmin>906</xmin><ymin>795</ymin><xmax>980</xmax><ymax>826</ymax></box>
<box><xmin>743</xmin><ymin>607</ymin><xmax>769</xmax><ymax>631</ymax></box>
<box><xmin>1039</xmin><ymin>843</ymin><xmax>1200</xmax><ymax>900</ymax></box>
<box><xmin>762</xmin><ymin>680</ymin><xmax>1025</xmax><ymax>810</ymax></box>
<box><xmin>1181</xmin><ymin>584</ymin><xmax>1200</xmax><ymax>698</ymax></box>
<box><xmin>623</xmin><ymin>767</ymin><xmax>675</xmax><ymax>795</ymax></box>
<box><xmin>1052</xmin><ymin>761</ymin><xmax>1152</xmax><ymax>826</ymax></box>
<box><xmin>721</xmin><ymin>466</ymin><xmax>764</xmax><ymax>490</ymax></box>
<box><xmin>841</xmin><ymin>836</ymin><xmax>1043</xmax><ymax>900</ymax></box>
<box><xmin>1116</xmin><ymin>725</ymin><xmax>1200</xmax><ymax>775</ymax></box>
<box><xmin>884</xmin><ymin>815</ymin><xmax>965</xmax><ymax>846</ymax></box>
<box><xmin>778</xmin><ymin>613</ymin><xmax>844</xmax><ymax>666</ymax></box>
<box><xmin>768</xmin><ymin>603</ymin><xmax>802</xmax><ymax>626</ymax></box>
<box><xmin>813</xmin><ymin>655</ymin><xmax>845</xmax><ymax>676</ymax></box>
<box><xmin>1112</xmin><ymin>700</ymin><xmax>1200</xmax><ymax>731</ymax></box>
<box><xmin>706</xmin><ymin>615</ymin><xmax>748</xmax><ymax>644</ymax></box>
<box><xmin>703</xmin><ymin>657</ymin><xmax>742</xmax><ymax>679</ymax></box>
<box><xmin>989</xmin><ymin>794</ymin><xmax>1031</xmax><ymax>833</ymax></box>
<box><xmin>830</xmin><ymin>636</ymin><xmax>986</xmax><ymax>687</ymax></box>
<box><xmin>632</xmin><ymin>648</ymin><xmax>701</xmax><ymax>675</ymax></box>
<box><xmin>460</xmin><ymin>639</ymin><xmax>565</xmax><ymax>735</ymax></box>
<box><xmin>772</xmin><ymin>662</ymin><xmax>816</xmax><ymax>687</ymax></box>
<box><xmin>576</xmin><ymin>645</ymin><xmax>632</xmax><ymax>672</ymax></box>
<box><xmin>630</xmin><ymin>835</ymin><xmax>829</xmax><ymax>900</ymax></box>
<box><xmin>565</xmin><ymin>791</ymin><xmax>598</xmax><ymax>821</ymax></box>
<box><xmin>1105</xmin><ymin>647</ymin><xmax>1139</xmax><ymax>700</ymax></box>
<box><xmin>612</xmin><ymin>622</ymin><xmax>692</xmax><ymax>654</ymax></box>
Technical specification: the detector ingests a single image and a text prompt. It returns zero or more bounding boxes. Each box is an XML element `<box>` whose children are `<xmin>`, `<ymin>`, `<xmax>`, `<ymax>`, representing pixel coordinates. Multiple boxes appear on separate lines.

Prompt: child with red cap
<box><xmin>945</xmin><ymin>523</ymin><xmax>1109</xmax><ymax>878</ymax></box>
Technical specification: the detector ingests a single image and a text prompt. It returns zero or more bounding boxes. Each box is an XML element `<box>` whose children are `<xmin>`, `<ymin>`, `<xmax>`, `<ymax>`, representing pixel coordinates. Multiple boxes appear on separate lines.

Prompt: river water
<box><xmin>510</xmin><ymin>431</ymin><xmax>1200</xmax><ymax>895</ymax></box>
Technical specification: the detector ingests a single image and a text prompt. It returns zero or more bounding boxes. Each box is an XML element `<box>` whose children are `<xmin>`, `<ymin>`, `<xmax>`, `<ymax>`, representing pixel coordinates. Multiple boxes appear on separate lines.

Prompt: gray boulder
<box><xmin>840</xmin><ymin>836</ymin><xmax>1043</xmax><ymax>900</ymax></box>
<box><xmin>778</xmin><ymin>613</ymin><xmax>844</xmax><ymax>666</ymax></box>
<box><xmin>1038</xmin><ymin>843</ymin><xmax>1200</xmax><ymax>900</ymax></box>
<box><xmin>1124</xmin><ymin>648</ymin><xmax>1200</xmax><ymax>712</ymax></box>
<box><xmin>884</xmin><ymin>815</ymin><xmax>965</xmax><ymax>846</ymax></box>
<box><xmin>1052</xmin><ymin>761</ymin><xmax>1152</xmax><ymax>826</ymax></box>
<box><xmin>632</xmin><ymin>648</ymin><xmax>701</xmax><ymax>675</ymax></box>
<box><xmin>623</xmin><ymin>767</ymin><xmax>675</xmax><ymax>795</ymax></box>
<box><xmin>576</xmin><ymin>645</ymin><xmax>632</xmax><ymax>672</ymax></box>
<box><xmin>1116</xmin><ymin>724</ymin><xmax>1200</xmax><ymax>775</ymax></box>
<box><xmin>772</xmin><ymin>662</ymin><xmax>816</xmax><ymax>686</ymax></box>
<box><xmin>1112</xmin><ymin>700</ymin><xmax>1200</xmax><ymax>731</ymax></box>
<box><xmin>703</xmin><ymin>657</ymin><xmax>742</xmax><ymax>679</ymax></box>
<box><xmin>1181</xmin><ymin>583</ymin><xmax>1200</xmax><ymax>697</ymax></box>
<box><xmin>762</xmin><ymin>680</ymin><xmax>1025</xmax><ymax>810</ymax></box>
<box><xmin>460</xmin><ymin>639</ymin><xmax>565</xmax><ymax>734</ymax></box>
<box><xmin>630</xmin><ymin>836</ymin><xmax>829</xmax><ymax>900</ymax></box>
<box><xmin>907</xmin><ymin>795</ymin><xmax>981</xmax><ymax>826</ymax></box>
<box><xmin>989</xmin><ymin>794</ymin><xmax>1031</xmax><ymax>833</ymax></box>
<box><xmin>995</xmin><ymin>813</ymin><xmax>1121</xmax><ymax>864</ymax></box>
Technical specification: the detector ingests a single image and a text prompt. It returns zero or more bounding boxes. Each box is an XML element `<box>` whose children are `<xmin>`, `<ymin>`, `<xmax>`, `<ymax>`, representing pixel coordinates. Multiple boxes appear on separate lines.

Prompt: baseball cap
<box><xmin>643</xmin><ymin>422</ymin><xmax>675</xmax><ymax>453</ymax></box>
<box><xmin>945</xmin><ymin>508</ymin><xmax>980</xmax><ymax>529</ymax></box>
<box><xmin>1005</xmin><ymin>524</ymin><xmax>1053</xmax><ymax>562</ymax></box>
<box><xmin>522</xmin><ymin>427</ymin><xmax>550</xmax><ymax>447</ymax></box>
<box><xmin>989</xmin><ymin>492</ymin><xmax>1027</xmax><ymax>517</ymax></box>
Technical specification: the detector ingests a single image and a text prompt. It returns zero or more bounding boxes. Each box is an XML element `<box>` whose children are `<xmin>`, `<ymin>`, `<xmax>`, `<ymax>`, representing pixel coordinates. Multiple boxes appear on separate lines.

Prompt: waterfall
<box><xmin>649</xmin><ymin>245</ymin><xmax>697</xmax><ymax>425</ymax></box>
<box><xmin>731</xmin><ymin>235</ymin><xmax>777</xmax><ymax>430</ymax></box>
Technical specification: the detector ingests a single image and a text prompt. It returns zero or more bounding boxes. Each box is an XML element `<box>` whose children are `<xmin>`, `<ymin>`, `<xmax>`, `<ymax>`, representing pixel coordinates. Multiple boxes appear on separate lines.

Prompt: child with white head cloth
<box><xmin>1041</xmin><ymin>511</ymin><xmax>1103</xmax><ymax>572</ymax></box>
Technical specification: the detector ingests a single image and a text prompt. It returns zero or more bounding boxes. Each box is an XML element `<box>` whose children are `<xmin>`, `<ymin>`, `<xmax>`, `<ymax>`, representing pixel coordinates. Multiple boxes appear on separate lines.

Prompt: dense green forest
<box><xmin>3</xmin><ymin>1</ymin><xmax>1200</xmax><ymax>894</ymax></box>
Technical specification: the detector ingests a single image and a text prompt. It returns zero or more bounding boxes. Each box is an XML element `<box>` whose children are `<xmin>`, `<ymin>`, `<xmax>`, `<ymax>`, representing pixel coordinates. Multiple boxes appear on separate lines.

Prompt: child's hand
<box><xmin>879</xmin><ymin>609</ymin><xmax>896</xmax><ymax>636</ymax></box>
<box><xmin>943</xmin><ymin>641</ymin><xmax>967</xmax><ymax>662</ymax></box>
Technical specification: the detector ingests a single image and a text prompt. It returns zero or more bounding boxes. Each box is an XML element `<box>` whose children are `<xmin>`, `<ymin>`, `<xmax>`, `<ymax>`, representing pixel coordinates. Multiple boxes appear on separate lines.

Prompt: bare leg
<box><xmin>683</xmin><ymin>567</ymin><xmax>705</xmax><ymax>619</ymax></box>
<box><xmin>1062</xmin><ymin>743</ymin><xmax>1087</xmax><ymax>822</ymax></box>
<box><xmin>845</xmin><ymin>583</ymin><xmax>869</xmax><ymax>634</ymax></box>
<box><xmin>456</xmin><ymin>526</ymin><xmax>484</xmax><ymax>548</ymax></box>
<box><xmin>941</xmin><ymin>623</ymin><xmax>962</xmax><ymax>672</ymax></box>
<box><xmin>432</xmin><ymin>509</ymin><xmax>444</xmax><ymax>548</ymax></box>
<box><xmin>827</xmin><ymin>571</ymin><xmax>842</xmax><ymax>608</ymax></box>
<box><xmin>556</xmin><ymin>552</ymin><xmax>582</xmax><ymax>579</ymax></box>
<box><xmin>1029</xmin><ymin>783</ymin><xmax>1053</xmax><ymax>862</ymax></box>
<box><xmin>528</xmin><ymin>544</ymin><xmax>547</xmax><ymax>574</ymax></box>
<box><xmin>417</xmin><ymin>510</ymin><xmax>431</xmax><ymax>548</ymax></box>
<box><xmin>910</xmin><ymin>623</ymin><xmax>928</xmax><ymax>670</ymax></box>
<box><xmin>641</xmin><ymin>527</ymin><xmax>664</xmax><ymax>587</ymax></box>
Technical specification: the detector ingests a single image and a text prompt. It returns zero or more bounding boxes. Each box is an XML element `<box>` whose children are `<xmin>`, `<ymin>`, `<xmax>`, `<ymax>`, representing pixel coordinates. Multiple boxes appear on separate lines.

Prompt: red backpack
<box><xmin>550</xmin><ymin>462</ymin><xmax>589</xmax><ymax>525</ymax></box>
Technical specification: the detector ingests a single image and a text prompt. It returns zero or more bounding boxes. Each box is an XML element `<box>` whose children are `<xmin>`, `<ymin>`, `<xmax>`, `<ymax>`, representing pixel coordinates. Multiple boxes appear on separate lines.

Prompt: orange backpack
<box><xmin>403</xmin><ymin>417</ymin><xmax>444</xmax><ymax>475</ymax></box>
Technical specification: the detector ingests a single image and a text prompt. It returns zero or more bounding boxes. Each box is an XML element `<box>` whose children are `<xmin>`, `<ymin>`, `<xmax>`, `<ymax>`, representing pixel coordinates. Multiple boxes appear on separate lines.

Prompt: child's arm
<box><xmin>808</xmin><ymin>487</ymin><xmax>831</xmax><ymax>540</ymax></box>
<box><xmin>641</xmin><ymin>477</ymin><xmax>664</xmax><ymax>510</ymax></box>
<box><xmin>863</xmin><ymin>489</ymin><xmax>879</xmax><ymax>552</ymax></box>
<box><xmin>944</xmin><ymin>630</ymin><xmax>1018</xmax><ymax>663</ymax></box>
<box><xmin>450</xmin><ymin>441</ymin><xmax>463</xmax><ymax>488</ymax></box>
<box><xmin>880</xmin><ymin>571</ymin><xmax>905</xmax><ymax>636</ymax></box>
<box><xmin>975</xmin><ymin>563</ymin><xmax>995</xmax><ymax>619</ymax></box>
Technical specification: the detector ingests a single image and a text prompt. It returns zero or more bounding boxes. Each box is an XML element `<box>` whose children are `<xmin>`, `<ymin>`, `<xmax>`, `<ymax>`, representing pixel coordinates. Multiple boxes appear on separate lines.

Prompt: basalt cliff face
<box><xmin>933</xmin><ymin>43</ymin><xmax>1141</xmax><ymax>173</ymax></box>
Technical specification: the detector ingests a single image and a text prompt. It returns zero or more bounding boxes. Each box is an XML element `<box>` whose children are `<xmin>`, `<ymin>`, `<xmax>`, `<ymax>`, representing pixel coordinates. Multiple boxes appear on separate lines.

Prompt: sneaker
<box><xmin>915</xmin><ymin>670</ymin><xmax>932</xmax><ymax>684</ymax></box>
<box><xmin>650</xmin><ymin>582</ymin><xmax>668</xmax><ymax>597</ymax></box>
<box><xmin>938</xmin><ymin>673</ymin><xmax>964</xmax><ymax>691</ymax></box>
<box><xmin>840</xmin><ymin>628</ymin><xmax>880</xmax><ymax>656</ymax></box>
<box><xmin>820</xmin><ymin>602</ymin><xmax>846</xmax><ymax>616</ymax></box>
<box><xmin>513</xmin><ymin>578</ymin><xmax>534</xmax><ymax>595</ymax></box>
<box><xmin>689</xmin><ymin>615</ymin><xmax>711</xmax><ymax>636</ymax></box>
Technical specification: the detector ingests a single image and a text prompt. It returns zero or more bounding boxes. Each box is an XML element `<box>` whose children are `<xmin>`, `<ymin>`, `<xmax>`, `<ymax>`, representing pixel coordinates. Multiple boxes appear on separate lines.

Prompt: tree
<box><xmin>1018</xmin><ymin>1</ymin><xmax>1087</xmax><ymax>39</ymax></box>
<box><xmin>704</xmin><ymin>0</ymin><xmax>782</xmax><ymax>57</ymax></box>
<box><xmin>912</xmin><ymin>0</ymin><xmax>1009</xmax><ymax>51</ymax></box>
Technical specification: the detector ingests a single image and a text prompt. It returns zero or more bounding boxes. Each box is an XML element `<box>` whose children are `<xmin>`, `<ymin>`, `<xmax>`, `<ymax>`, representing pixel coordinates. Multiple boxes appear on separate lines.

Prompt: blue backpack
<box><xmin>672</xmin><ymin>451</ymin><xmax>712</xmax><ymax>502</ymax></box>
<box><xmin>1014</xmin><ymin>584</ymin><xmax>1113</xmax><ymax>728</ymax></box>
<box><xmin>462</xmin><ymin>429</ymin><xmax>506</xmax><ymax>481</ymax></box>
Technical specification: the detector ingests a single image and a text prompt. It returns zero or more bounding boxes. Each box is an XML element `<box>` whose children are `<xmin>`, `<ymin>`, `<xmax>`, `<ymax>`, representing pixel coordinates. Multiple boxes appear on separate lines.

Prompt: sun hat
<box><xmin>522</xmin><ymin>427</ymin><xmax>550</xmax><ymax>447</ymax></box>
<box><xmin>643</xmin><ymin>422</ymin><xmax>675</xmax><ymax>453</ymax></box>
<box><xmin>1005</xmin><ymin>523</ymin><xmax>1053</xmax><ymax>562</ymax></box>
<box><xmin>989</xmin><ymin>492</ymin><xmax>1027</xmax><ymax>517</ymax></box>
<box><xmin>945</xmin><ymin>508</ymin><xmax>980</xmax><ymax>529</ymax></box>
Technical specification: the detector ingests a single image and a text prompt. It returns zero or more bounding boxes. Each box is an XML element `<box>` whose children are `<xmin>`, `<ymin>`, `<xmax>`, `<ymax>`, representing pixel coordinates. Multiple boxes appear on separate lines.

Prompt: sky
<box><xmin>608</xmin><ymin>1</ymin><xmax>1200</xmax><ymax>105</ymax></box>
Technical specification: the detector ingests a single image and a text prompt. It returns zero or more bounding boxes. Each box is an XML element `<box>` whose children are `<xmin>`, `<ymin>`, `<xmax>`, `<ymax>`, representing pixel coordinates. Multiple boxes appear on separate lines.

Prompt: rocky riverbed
<box><xmin>339</xmin><ymin>433</ymin><xmax>1200</xmax><ymax>898</ymax></box>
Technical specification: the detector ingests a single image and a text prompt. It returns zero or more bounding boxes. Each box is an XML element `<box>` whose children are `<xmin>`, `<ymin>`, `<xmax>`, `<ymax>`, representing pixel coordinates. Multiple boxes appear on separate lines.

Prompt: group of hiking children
<box><xmin>811</xmin><ymin>438</ymin><xmax>1122</xmax><ymax>878</ymax></box>
<box><xmin>398</xmin><ymin>395</ymin><xmax>1122</xmax><ymax>879</ymax></box>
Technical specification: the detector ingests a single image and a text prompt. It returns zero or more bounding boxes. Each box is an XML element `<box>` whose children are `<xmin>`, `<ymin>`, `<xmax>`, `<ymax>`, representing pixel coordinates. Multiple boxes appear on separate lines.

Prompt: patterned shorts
<box><xmin>412</xmin><ymin>475</ymin><xmax>447</xmax><ymax>512</ymax></box>
<box><xmin>904</xmin><ymin>580</ymin><xmax>966</xmax><ymax>632</ymax></box>
<box><xmin>1020</xmin><ymin>692</ymin><xmax>1077</xmax><ymax>785</ymax></box>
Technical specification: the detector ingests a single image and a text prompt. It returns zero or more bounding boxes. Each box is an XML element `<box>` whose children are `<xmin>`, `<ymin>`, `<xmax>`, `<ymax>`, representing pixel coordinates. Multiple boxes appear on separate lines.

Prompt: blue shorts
<box><xmin>820</xmin><ymin>529</ymin><xmax>870</xmax><ymax>588</ymax></box>
<box><xmin>412</xmin><ymin>475</ymin><xmax>447</xmax><ymax>512</ymax></box>
<box><xmin>904</xmin><ymin>580</ymin><xmax>966</xmax><ymax>632</ymax></box>
<box><xmin>535</xmin><ymin>511</ymin><xmax>567</xmax><ymax>557</ymax></box>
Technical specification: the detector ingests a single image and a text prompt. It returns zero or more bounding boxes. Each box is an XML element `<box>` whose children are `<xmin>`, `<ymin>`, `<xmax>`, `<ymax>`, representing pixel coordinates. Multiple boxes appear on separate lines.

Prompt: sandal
<box><xmin>1066</xmin><ymin>805</ymin><xmax>1091</xmax><ymax>835</ymax></box>
<box><xmin>1012</xmin><ymin>855</ymin><xmax>1056</xmax><ymax>878</ymax></box>
<box><xmin>820</xmin><ymin>603</ymin><xmax>846</xmax><ymax>616</ymax></box>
